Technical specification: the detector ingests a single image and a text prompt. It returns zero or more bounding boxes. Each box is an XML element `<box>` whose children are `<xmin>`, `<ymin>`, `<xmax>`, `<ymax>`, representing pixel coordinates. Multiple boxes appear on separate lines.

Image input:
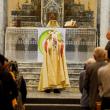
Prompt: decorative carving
<box><xmin>78</xmin><ymin>39</ymin><xmax>87</xmax><ymax>52</ymax></box>
<box><xmin>11</xmin><ymin>0</ymin><xmax>41</xmax><ymax>27</ymax></box>
<box><xmin>28</xmin><ymin>38</ymin><xmax>38</xmax><ymax>51</ymax></box>
<box><xmin>64</xmin><ymin>0</ymin><xmax>94</xmax><ymax>28</ymax></box>
<box><xmin>9</xmin><ymin>0</ymin><xmax>96</xmax><ymax>28</ymax></box>
<box><xmin>16</xmin><ymin>38</ymin><xmax>25</xmax><ymax>51</ymax></box>
<box><xmin>42</xmin><ymin>0</ymin><xmax>63</xmax><ymax>27</ymax></box>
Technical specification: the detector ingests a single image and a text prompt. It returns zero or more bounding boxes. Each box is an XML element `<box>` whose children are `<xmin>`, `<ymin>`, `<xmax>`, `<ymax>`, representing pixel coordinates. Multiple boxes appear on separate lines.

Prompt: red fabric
<box><xmin>44</xmin><ymin>40</ymin><xmax>48</xmax><ymax>53</ymax></box>
<box><xmin>60</xmin><ymin>43</ymin><xmax>64</xmax><ymax>57</ymax></box>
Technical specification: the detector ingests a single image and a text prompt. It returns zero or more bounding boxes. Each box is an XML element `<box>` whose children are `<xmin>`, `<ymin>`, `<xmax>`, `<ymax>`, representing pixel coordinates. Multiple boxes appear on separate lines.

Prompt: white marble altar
<box><xmin>5</xmin><ymin>27</ymin><xmax>97</xmax><ymax>63</ymax></box>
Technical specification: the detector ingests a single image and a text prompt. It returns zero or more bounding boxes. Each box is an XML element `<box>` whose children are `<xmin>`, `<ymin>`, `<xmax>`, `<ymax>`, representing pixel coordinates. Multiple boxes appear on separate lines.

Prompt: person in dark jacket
<box><xmin>98</xmin><ymin>49</ymin><xmax>110</xmax><ymax>110</ymax></box>
<box><xmin>10</xmin><ymin>61</ymin><xmax>27</xmax><ymax>110</ymax></box>
<box><xmin>105</xmin><ymin>31</ymin><xmax>110</xmax><ymax>51</ymax></box>
<box><xmin>0</xmin><ymin>54</ymin><xmax>18</xmax><ymax>110</ymax></box>
<box><xmin>84</xmin><ymin>47</ymin><xmax>107</xmax><ymax>110</ymax></box>
<box><xmin>79</xmin><ymin>58</ymin><xmax>96</xmax><ymax>110</ymax></box>
<box><xmin>105</xmin><ymin>32</ymin><xmax>110</xmax><ymax>61</ymax></box>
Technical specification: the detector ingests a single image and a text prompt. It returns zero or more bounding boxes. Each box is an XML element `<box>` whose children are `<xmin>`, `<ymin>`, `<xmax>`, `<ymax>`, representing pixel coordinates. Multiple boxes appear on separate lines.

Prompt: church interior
<box><xmin>0</xmin><ymin>0</ymin><xmax>110</xmax><ymax>110</ymax></box>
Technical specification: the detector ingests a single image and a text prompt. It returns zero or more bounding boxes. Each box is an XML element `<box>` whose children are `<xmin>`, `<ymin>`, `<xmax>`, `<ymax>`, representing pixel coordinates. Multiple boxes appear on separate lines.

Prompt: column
<box><xmin>0</xmin><ymin>0</ymin><xmax>7</xmax><ymax>54</ymax></box>
<box><xmin>100</xmin><ymin>0</ymin><xmax>110</xmax><ymax>47</ymax></box>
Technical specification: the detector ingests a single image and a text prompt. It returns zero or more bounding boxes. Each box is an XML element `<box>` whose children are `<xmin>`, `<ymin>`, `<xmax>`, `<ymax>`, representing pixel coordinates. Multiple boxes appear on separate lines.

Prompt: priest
<box><xmin>38</xmin><ymin>31</ymin><xmax>70</xmax><ymax>93</ymax></box>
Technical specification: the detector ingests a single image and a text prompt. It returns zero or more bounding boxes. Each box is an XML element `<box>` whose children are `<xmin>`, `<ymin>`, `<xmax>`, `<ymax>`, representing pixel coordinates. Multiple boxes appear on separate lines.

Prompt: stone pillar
<box><xmin>0</xmin><ymin>0</ymin><xmax>7</xmax><ymax>54</ymax></box>
<box><xmin>100</xmin><ymin>0</ymin><xmax>110</xmax><ymax>47</ymax></box>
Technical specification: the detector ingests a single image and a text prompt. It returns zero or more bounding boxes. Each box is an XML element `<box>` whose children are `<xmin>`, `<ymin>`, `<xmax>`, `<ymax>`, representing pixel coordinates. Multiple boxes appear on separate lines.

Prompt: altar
<box><xmin>5</xmin><ymin>27</ymin><xmax>97</xmax><ymax>64</ymax></box>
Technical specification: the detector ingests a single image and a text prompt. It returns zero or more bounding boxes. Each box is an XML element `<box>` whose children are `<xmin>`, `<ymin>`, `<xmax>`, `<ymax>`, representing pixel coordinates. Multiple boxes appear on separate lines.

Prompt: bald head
<box><xmin>93</xmin><ymin>47</ymin><xmax>106</xmax><ymax>61</ymax></box>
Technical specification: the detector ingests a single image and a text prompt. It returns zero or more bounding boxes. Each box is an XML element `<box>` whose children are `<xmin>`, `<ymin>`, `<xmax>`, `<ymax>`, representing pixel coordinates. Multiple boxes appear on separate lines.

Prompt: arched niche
<box><xmin>28</xmin><ymin>38</ymin><xmax>38</xmax><ymax>51</ymax></box>
<box><xmin>78</xmin><ymin>39</ymin><xmax>87</xmax><ymax>52</ymax></box>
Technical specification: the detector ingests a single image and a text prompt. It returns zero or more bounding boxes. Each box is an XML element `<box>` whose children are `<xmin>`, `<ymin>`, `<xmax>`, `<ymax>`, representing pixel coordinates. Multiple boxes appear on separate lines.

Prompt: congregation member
<box><xmin>9</xmin><ymin>61</ymin><xmax>27</xmax><ymax>110</ymax></box>
<box><xmin>0</xmin><ymin>54</ymin><xmax>18</xmax><ymax>110</ymax></box>
<box><xmin>84</xmin><ymin>47</ymin><xmax>107</xmax><ymax>110</ymax></box>
<box><xmin>105</xmin><ymin>31</ymin><xmax>110</xmax><ymax>51</ymax></box>
<box><xmin>79</xmin><ymin>58</ymin><xmax>95</xmax><ymax>110</ymax></box>
<box><xmin>98</xmin><ymin>49</ymin><xmax>110</xmax><ymax>110</ymax></box>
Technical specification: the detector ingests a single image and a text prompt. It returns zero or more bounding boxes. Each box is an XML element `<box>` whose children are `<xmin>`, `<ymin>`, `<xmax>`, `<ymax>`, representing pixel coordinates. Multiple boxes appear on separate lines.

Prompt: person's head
<box><xmin>0</xmin><ymin>54</ymin><xmax>5</xmax><ymax>67</ymax></box>
<box><xmin>84</xmin><ymin>58</ymin><xmax>96</xmax><ymax>69</ymax></box>
<box><xmin>93</xmin><ymin>47</ymin><xmax>106</xmax><ymax>61</ymax></box>
<box><xmin>107</xmin><ymin>49</ymin><xmax>110</xmax><ymax>60</ymax></box>
<box><xmin>106</xmin><ymin>31</ymin><xmax>110</xmax><ymax>40</ymax></box>
<box><xmin>9</xmin><ymin>61</ymin><xmax>19</xmax><ymax>77</ymax></box>
<box><xmin>4</xmin><ymin>58</ymin><xmax>9</xmax><ymax>65</ymax></box>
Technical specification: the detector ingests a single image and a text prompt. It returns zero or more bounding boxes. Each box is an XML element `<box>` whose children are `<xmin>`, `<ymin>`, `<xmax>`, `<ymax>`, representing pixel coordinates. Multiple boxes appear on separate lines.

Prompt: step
<box><xmin>18</xmin><ymin>66</ymin><xmax>83</xmax><ymax>70</ymax></box>
<box><xmin>26</xmin><ymin>89</ymin><xmax>81</xmax><ymax>103</ymax></box>
<box><xmin>20</xmin><ymin>71</ymin><xmax>80</xmax><ymax>75</ymax></box>
<box><xmin>18</xmin><ymin>62</ymin><xmax>83</xmax><ymax>91</ymax></box>
<box><xmin>25</xmin><ymin>88</ymin><xmax>81</xmax><ymax>110</ymax></box>
<box><xmin>25</xmin><ymin>104</ymin><xmax>81</xmax><ymax>110</ymax></box>
<box><xmin>18</xmin><ymin>62</ymin><xmax>42</xmax><ymax>67</ymax></box>
<box><xmin>26</xmin><ymin>98</ymin><xmax>80</xmax><ymax>104</ymax></box>
<box><xmin>18</xmin><ymin>63</ymin><xmax>84</xmax><ymax>70</ymax></box>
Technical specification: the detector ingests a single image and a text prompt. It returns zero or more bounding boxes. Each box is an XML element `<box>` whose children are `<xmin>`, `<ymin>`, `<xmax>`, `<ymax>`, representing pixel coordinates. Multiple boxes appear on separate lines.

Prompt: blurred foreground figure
<box><xmin>0</xmin><ymin>54</ymin><xmax>18</xmax><ymax>110</ymax></box>
<box><xmin>10</xmin><ymin>61</ymin><xmax>27</xmax><ymax>110</ymax></box>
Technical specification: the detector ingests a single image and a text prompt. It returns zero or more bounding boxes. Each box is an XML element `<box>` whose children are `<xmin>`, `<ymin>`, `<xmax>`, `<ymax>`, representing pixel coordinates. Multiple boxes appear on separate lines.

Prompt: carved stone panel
<box><xmin>41</xmin><ymin>0</ymin><xmax>64</xmax><ymax>27</ymax></box>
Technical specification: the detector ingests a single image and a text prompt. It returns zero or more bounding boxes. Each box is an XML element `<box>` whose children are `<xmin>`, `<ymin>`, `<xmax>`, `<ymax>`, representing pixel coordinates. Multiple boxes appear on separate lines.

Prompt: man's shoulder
<box><xmin>86</xmin><ymin>63</ymin><xmax>96</xmax><ymax>71</ymax></box>
<box><xmin>98</xmin><ymin>64</ymin><xmax>108</xmax><ymax>74</ymax></box>
<box><xmin>91</xmin><ymin>61</ymin><xmax>106</xmax><ymax>69</ymax></box>
<box><xmin>80</xmin><ymin>70</ymin><xmax>86</xmax><ymax>76</ymax></box>
<box><xmin>80</xmin><ymin>70</ymin><xmax>85</xmax><ymax>74</ymax></box>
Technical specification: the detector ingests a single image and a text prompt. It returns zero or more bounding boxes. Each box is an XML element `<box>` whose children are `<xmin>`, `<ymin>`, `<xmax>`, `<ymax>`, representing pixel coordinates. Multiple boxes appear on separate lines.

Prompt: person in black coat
<box><xmin>105</xmin><ymin>32</ymin><xmax>110</xmax><ymax>51</ymax></box>
<box><xmin>105</xmin><ymin>32</ymin><xmax>110</xmax><ymax>61</ymax></box>
<box><xmin>10</xmin><ymin>61</ymin><xmax>27</xmax><ymax>110</ymax></box>
<box><xmin>0</xmin><ymin>54</ymin><xmax>18</xmax><ymax>110</ymax></box>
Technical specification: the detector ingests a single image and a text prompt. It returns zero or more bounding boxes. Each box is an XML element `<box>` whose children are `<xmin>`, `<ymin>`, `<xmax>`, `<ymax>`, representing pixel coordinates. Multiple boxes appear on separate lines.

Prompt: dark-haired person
<box><xmin>0</xmin><ymin>54</ymin><xmax>18</xmax><ymax>110</ymax></box>
<box><xmin>105</xmin><ymin>31</ymin><xmax>110</xmax><ymax>51</ymax></box>
<box><xmin>9</xmin><ymin>61</ymin><xmax>27</xmax><ymax>110</ymax></box>
<box><xmin>105</xmin><ymin>32</ymin><xmax>110</xmax><ymax>61</ymax></box>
